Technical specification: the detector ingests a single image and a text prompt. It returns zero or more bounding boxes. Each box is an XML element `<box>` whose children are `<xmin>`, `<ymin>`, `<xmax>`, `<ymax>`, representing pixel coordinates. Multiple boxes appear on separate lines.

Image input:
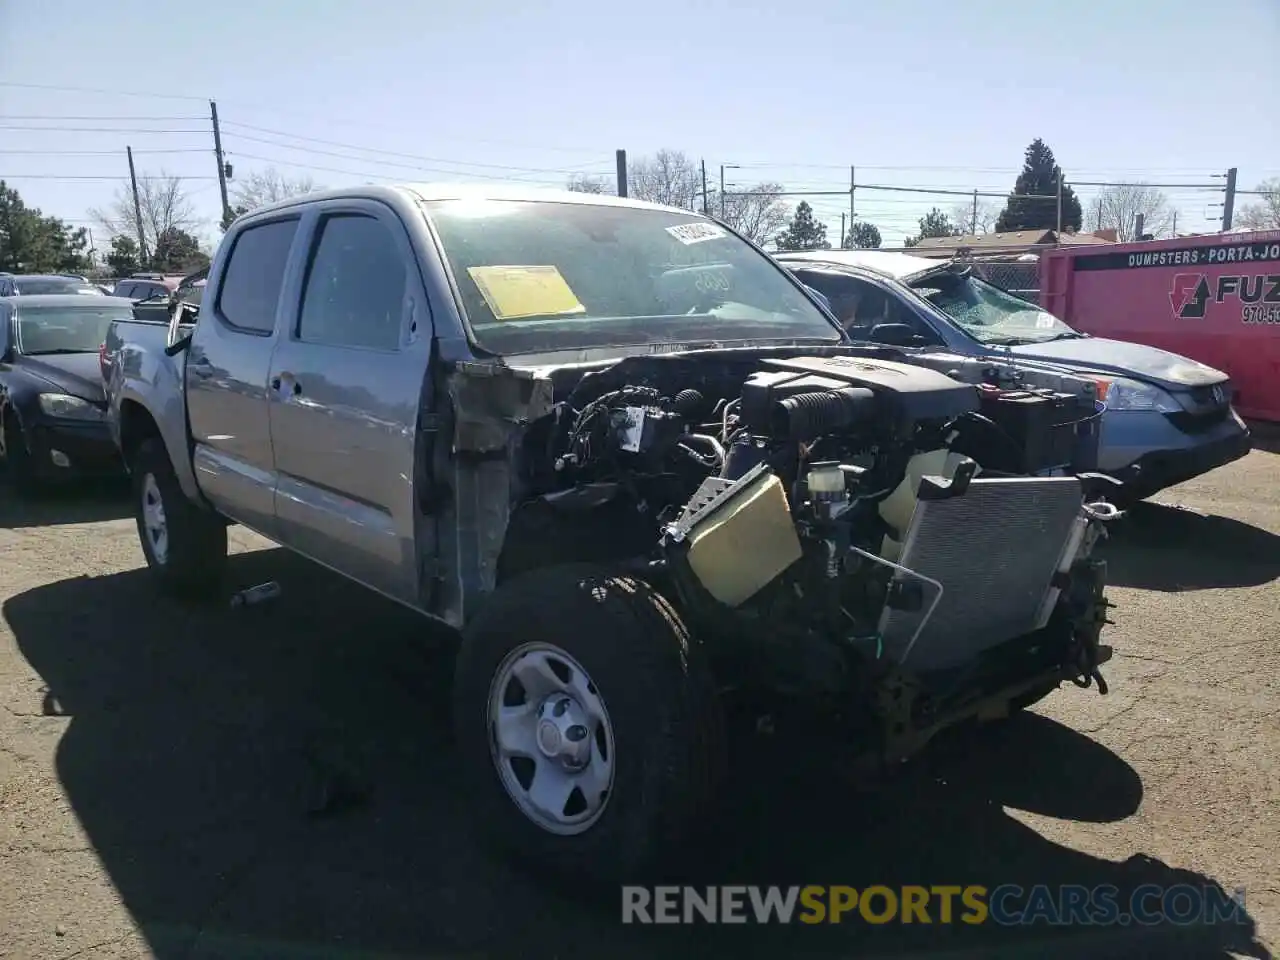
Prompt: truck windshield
<box><xmin>424</xmin><ymin>199</ymin><xmax>843</xmax><ymax>355</ymax></box>
<box><xmin>15</xmin><ymin>305</ymin><xmax>133</xmax><ymax>355</ymax></box>
<box><xmin>910</xmin><ymin>272</ymin><xmax>1080</xmax><ymax>345</ymax></box>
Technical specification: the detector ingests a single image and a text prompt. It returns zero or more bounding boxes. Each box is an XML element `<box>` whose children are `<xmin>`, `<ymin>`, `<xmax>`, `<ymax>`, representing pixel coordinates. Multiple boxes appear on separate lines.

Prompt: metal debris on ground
<box><xmin>229</xmin><ymin>581</ymin><xmax>283</xmax><ymax>608</ymax></box>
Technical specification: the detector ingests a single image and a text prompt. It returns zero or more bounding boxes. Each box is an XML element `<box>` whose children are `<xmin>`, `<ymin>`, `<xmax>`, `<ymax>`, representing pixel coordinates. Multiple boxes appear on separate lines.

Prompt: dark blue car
<box><xmin>777</xmin><ymin>250</ymin><xmax>1252</xmax><ymax>501</ymax></box>
<box><xmin>0</xmin><ymin>294</ymin><xmax>134</xmax><ymax>491</ymax></box>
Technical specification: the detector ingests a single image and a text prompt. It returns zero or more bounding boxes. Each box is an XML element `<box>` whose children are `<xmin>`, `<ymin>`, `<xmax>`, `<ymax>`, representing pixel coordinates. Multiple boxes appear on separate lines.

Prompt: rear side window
<box><xmin>297</xmin><ymin>214</ymin><xmax>406</xmax><ymax>351</ymax></box>
<box><xmin>113</xmin><ymin>281</ymin><xmax>136</xmax><ymax>298</ymax></box>
<box><xmin>217</xmin><ymin>219</ymin><xmax>299</xmax><ymax>333</ymax></box>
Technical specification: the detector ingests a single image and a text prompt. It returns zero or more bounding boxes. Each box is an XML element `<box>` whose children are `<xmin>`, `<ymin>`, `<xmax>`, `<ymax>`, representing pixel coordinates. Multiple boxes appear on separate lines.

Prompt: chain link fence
<box><xmin>955</xmin><ymin>257</ymin><xmax>1041</xmax><ymax>303</ymax></box>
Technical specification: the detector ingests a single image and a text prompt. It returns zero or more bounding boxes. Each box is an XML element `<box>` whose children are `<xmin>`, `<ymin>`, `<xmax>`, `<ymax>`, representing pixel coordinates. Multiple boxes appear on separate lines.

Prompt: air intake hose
<box><xmin>771</xmin><ymin>386</ymin><xmax>876</xmax><ymax>442</ymax></box>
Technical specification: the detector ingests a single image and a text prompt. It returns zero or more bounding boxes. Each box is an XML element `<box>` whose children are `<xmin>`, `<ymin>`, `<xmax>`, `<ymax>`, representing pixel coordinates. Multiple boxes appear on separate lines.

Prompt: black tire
<box><xmin>452</xmin><ymin>564</ymin><xmax>724</xmax><ymax>884</ymax></box>
<box><xmin>1</xmin><ymin>413</ymin><xmax>38</xmax><ymax>496</ymax></box>
<box><xmin>131</xmin><ymin>437</ymin><xmax>227</xmax><ymax>600</ymax></box>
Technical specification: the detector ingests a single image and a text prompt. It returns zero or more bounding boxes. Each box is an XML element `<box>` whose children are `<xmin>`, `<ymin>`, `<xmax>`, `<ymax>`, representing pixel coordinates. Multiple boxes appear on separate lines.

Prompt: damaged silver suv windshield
<box><xmin>424</xmin><ymin>198</ymin><xmax>843</xmax><ymax>355</ymax></box>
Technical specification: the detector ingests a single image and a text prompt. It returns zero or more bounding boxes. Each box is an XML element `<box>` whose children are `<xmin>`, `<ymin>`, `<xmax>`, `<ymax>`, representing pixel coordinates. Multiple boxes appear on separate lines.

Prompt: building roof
<box><xmin>909</xmin><ymin>228</ymin><xmax>1117</xmax><ymax>258</ymax></box>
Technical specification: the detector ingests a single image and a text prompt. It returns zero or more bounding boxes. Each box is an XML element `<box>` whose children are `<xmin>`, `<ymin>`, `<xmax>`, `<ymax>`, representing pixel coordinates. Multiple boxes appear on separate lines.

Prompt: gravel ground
<box><xmin>0</xmin><ymin>444</ymin><xmax>1276</xmax><ymax>960</ymax></box>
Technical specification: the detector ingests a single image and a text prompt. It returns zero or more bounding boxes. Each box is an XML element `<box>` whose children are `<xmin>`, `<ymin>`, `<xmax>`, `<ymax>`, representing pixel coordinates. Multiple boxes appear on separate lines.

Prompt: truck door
<box><xmin>185</xmin><ymin>216</ymin><xmax>301</xmax><ymax>535</ymax></box>
<box><xmin>266</xmin><ymin>201</ymin><xmax>430</xmax><ymax>604</ymax></box>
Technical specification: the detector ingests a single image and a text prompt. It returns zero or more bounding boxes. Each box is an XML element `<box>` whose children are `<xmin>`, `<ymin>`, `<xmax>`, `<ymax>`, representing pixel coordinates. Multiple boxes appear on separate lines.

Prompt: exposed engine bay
<box><xmin>453</xmin><ymin>346</ymin><xmax>1120</xmax><ymax>755</ymax></box>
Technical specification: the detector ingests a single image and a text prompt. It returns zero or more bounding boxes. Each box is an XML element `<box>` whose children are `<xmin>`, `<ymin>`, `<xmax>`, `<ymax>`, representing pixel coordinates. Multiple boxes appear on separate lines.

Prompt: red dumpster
<box><xmin>1040</xmin><ymin>230</ymin><xmax>1280</xmax><ymax>422</ymax></box>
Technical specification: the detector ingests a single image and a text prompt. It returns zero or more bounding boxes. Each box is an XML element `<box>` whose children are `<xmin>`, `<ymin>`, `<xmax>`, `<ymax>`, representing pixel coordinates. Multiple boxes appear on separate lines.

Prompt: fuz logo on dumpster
<box><xmin>1169</xmin><ymin>271</ymin><xmax>1280</xmax><ymax>322</ymax></box>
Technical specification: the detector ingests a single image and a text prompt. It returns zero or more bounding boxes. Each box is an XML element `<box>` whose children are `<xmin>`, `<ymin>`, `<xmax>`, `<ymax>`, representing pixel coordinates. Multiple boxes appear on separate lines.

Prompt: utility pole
<box><xmin>211</xmin><ymin>101</ymin><xmax>231</xmax><ymax>227</ymax></box>
<box><xmin>849</xmin><ymin>165</ymin><xmax>856</xmax><ymax>223</ymax></box>
<box><xmin>1172</xmin><ymin>210</ymin><xmax>1178</xmax><ymax>236</ymax></box>
<box><xmin>701</xmin><ymin>159</ymin><xmax>709</xmax><ymax>215</ymax></box>
<box><xmin>126</xmin><ymin>146</ymin><xmax>147</xmax><ymax>267</ymax></box>
<box><xmin>614</xmin><ymin>150</ymin><xmax>628</xmax><ymax>198</ymax></box>
<box><xmin>840</xmin><ymin>212</ymin><xmax>846</xmax><ymax>248</ymax></box>
<box><xmin>1055</xmin><ymin>173</ymin><xmax>1063</xmax><ymax>233</ymax></box>
<box><xmin>1222</xmin><ymin>167</ymin><xmax>1238</xmax><ymax>231</ymax></box>
<box><xmin>971</xmin><ymin>189</ymin><xmax>979</xmax><ymax>235</ymax></box>
<box><xmin>1134</xmin><ymin>213</ymin><xmax>1145</xmax><ymax>241</ymax></box>
<box><xmin>719</xmin><ymin>164</ymin><xmax>726</xmax><ymax>219</ymax></box>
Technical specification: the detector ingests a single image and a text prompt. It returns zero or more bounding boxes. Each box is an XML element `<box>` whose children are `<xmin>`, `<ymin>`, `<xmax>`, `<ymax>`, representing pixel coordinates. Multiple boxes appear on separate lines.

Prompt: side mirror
<box><xmin>870</xmin><ymin>323</ymin><xmax>923</xmax><ymax>347</ymax></box>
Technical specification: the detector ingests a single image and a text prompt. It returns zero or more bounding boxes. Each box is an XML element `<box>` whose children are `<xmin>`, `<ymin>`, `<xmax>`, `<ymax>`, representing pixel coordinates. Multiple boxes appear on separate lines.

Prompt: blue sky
<box><xmin>2</xmin><ymin>0</ymin><xmax>1278</xmax><ymax>254</ymax></box>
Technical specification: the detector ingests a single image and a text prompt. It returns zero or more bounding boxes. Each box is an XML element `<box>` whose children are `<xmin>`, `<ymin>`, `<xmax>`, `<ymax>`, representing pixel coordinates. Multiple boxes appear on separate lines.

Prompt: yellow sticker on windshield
<box><xmin>466</xmin><ymin>265</ymin><xmax>587</xmax><ymax>321</ymax></box>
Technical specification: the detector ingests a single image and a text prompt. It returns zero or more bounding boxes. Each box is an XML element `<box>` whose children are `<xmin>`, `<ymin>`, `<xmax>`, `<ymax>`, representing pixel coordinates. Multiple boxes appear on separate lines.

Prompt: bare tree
<box><xmin>1086</xmin><ymin>182</ymin><xmax>1176</xmax><ymax>240</ymax></box>
<box><xmin>566</xmin><ymin>173</ymin><xmax>613</xmax><ymax>194</ymax></box>
<box><xmin>231</xmin><ymin>167</ymin><xmax>319</xmax><ymax>211</ymax></box>
<box><xmin>1236</xmin><ymin>178</ymin><xmax>1280</xmax><ymax>231</ymax></box>
<box><xmin>950</xmin><ymin>199</ymin><xmax>998</xmax><ymax>235</ymax></box>
<box><xmin>89</xmin><ymin>170</ymin><xmax>198</xmax><ymax>260</ymax></box>
<box><xmin>714</xmin><ymin>183</ymin><xmax>790</xmax><ymax>246</ymax></box>
<box><xmin>564</xmin><ymin>160</ymin><xmax>787</xmax><ymax>246</ymax></box>
<box><xmin>627</xmin><ymin>149</ymin><xmax>701</xmax><ymax>209</ymax></box>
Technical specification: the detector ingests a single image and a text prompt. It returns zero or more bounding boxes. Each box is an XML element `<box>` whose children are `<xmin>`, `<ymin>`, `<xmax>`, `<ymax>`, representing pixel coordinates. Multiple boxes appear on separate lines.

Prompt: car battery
<box><xmin>968</xmin><ymin>386</ymin><xmax>1100</xmax><ymax>475</ymax></box>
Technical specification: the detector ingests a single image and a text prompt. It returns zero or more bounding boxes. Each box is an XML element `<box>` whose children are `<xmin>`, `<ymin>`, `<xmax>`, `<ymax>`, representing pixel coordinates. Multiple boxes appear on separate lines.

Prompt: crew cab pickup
<box><xmin>102</xmin><ymin>184</ymin><xmax>1120</xmax><ymax>883</ymax></box>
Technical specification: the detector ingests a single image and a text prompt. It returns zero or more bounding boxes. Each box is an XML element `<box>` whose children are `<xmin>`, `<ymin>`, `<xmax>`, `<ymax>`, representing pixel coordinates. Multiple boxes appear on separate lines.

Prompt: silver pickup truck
<box><xmin>102</xmin><ymin>183</ymin><xmax>1121</xmax><ymax>883</ymax></box>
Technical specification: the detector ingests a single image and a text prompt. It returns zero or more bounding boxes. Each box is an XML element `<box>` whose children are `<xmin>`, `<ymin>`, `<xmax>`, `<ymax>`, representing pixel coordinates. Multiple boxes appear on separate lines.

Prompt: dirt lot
<box><xmin>1</xmin><ymin>445</ymin><xmax>1277</xmax><ymax>960</ymax></box>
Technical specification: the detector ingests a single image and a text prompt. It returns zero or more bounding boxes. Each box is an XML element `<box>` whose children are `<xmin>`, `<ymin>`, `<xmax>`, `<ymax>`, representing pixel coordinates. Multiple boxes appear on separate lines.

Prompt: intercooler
<box><xmin>877</xmin><ymin>475</ymin><xmax>1087</xmax><ymax>671</ymax></box>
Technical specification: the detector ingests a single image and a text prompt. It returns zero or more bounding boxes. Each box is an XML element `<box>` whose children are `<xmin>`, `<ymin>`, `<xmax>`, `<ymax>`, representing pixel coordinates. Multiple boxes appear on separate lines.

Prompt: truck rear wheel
<box><xmin>452</xmin><ymin>564</ymin><xmax>724</xmax><ymax>883</ymax></box>
<box><xmin>131</xmin><ymin>437</ymin><xmax>227</xmax><ymax>601</ymax></box>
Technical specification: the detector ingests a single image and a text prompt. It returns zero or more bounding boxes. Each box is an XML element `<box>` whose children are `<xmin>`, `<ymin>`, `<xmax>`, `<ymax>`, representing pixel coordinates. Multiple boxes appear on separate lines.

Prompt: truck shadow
<box><xmin>3</xmin><ymin>551</ymin><xmax>1269</xmax><ymax>960</ymax></box>
<box><xmin>0</xmin><ymin>476</ymin><xmax>131</xmax><ymax>528</ymax></box>
<box><xmin>1101</xmin><ymin>501</ymin><xmax>1280</xmax><ymax>591</ymax></box>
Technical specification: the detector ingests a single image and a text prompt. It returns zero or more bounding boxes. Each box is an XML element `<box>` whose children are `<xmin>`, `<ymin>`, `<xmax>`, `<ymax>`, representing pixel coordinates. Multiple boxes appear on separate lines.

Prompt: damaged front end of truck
<box><xmin>431</xmin><ymin>347</ymin><xmax>1119</xmax><ymax>773</ymax></box>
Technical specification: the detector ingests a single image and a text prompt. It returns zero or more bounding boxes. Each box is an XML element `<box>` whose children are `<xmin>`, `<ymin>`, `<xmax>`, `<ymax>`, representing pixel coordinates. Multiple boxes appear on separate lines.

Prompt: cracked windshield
<box><xmin>911</xmin><ymin>270</ymin><xmax>1080</xmax><ymax>345</ymax></box>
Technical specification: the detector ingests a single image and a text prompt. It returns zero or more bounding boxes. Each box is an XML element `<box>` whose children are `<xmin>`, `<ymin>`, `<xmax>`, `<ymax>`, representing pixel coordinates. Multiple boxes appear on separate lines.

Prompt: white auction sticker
<box><xmin>666</xmin><ymin>222</ymin><xmax>727</xmax><ymax>245</ymax></box>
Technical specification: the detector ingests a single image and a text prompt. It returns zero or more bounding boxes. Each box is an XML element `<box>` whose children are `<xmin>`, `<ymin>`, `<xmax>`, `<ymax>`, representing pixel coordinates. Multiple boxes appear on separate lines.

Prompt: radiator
<box><xmin>877</xmin><ymin>475</ymin><xmax>1085</xmax><ymax>671</ymax></box>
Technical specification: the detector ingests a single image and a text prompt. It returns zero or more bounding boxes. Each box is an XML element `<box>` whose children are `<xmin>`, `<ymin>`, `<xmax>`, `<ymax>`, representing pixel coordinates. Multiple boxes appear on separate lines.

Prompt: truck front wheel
<box><xmin>452</xmin><ymin>564</ymin><xmax>724</xmax><ymax>883</ymax></box>
<box><xmin>131</xmin><ymin>437</ymin><xmax>227</xmax><ymax>600</ymax></box>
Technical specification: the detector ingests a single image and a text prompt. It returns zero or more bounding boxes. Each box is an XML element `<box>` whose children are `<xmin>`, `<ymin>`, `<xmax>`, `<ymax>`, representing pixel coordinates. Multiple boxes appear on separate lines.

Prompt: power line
<box><xmin>0</xmin><ymin>148</ymin><xmax>208</xmax><ymax>155</ymax></box>
<box><xmin>0</xmin><ymin>81</ymin><xmax>209</xmax><ymax>101</ymax></box>
<box><xmin>220</xmin><ymin>121</ymin><xmax>603</xmax><ymax>175</ymax></box>
<box><xmin>226</xmin><ymin>150</ymin><xmax>567</xmax><ymax>187</ymax></box>
<box><xmin>0</xmin><ymin>125</ymin><xmax>208</xmax><ymax>133</ymax></box>
<box><xmin>0</xmin><ymin>114</ymin><xmax>205</xmax><ymax>121</ymax></box>
<box><xmin>0</xmin><ymin>173</ymin><xmax>219</xmax><ymax>181</ymax></box>
<box><xmin>223</xmin><ymin>132</ymin><xmax>599</xmax><ymax>181</ymax></box>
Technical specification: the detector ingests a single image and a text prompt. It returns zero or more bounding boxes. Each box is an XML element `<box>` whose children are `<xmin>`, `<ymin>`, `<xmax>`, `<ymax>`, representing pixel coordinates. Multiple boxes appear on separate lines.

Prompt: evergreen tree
<box><xmin>105</xmin><ymin>235</ymin><xmax>141</xmax><ymax>276</ymax></box>
<box><xmin>775</xmin><ymin>201</ymin><xmax>831</xmax><ymax>251</ymax></box>
<box><xmin>0</xmin><ymin>181</ymin><xmax>91</xmax><ymax>273</ymax></box>
<box><xmin>153</xmin><ymin>227</ymin><xmax>209</xmax><ymax>273</ymax></box>
<box><xmin>843</xmin><ymin>221</ymin><xmax>882</xmax><ymax>249</ymax></box>
<box><xmin>996</xmin><ymin>139</ymin><xmax>1083</xmax><ymax>232</ymax></box>
<box><xmin>904</xmin><ymin>208</ymin><xmax>960</xmax><ymax>247</ymax></box>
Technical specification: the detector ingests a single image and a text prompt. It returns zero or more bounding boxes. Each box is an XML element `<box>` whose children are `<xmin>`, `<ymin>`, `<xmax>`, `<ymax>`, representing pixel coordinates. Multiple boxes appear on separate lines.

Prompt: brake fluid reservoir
<box><xmin>807</xmin><ymin>462</ymin><xmax>845</xmax><ymax>501</ymax></box>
